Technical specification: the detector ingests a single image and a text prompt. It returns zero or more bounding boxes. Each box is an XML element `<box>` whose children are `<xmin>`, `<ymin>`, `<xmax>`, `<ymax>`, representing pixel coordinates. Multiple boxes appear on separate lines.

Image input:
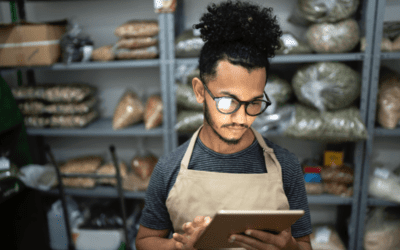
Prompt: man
<box><xmin>136</xmin><ymin>1</ymin><xmax>312</xmax><ymax>249</ymax></box>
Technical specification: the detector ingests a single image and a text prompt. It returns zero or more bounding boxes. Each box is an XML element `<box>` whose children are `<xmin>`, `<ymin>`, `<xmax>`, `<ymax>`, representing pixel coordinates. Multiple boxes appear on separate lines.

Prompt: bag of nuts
<box><xmin>144</xmin><ymin>95</ymin><xmax>163</xmax><ymax>130</ymax></box>
<box><xmin>113</xmin><ymin>90</ymin><xmax>144</xmax><ymax>130</ymax></box>
<box><xmin>114</xmin><ymin>20</ymin><xmax>159</xmax><ymax>38</ymax></box>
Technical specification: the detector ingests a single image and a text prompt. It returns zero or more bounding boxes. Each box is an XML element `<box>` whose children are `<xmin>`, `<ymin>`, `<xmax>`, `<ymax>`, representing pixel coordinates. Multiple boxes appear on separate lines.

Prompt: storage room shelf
<box><xmin>26</xmin><ymin>118</ymin><xmax>164</xmax><ymax>137</ymax></box>
<box><xmin>374</xmin><ymin>127</ymin><xmax>400</xmax><ymax>136</ymax></box>
<box><xmin>380</xmin><ymin>52</ymin><xmax>400</xmax><ymax>60</ymax></box>
<box><xmin>0</xmin><ymin>60</ymin><xmax>160</xmax><ymax>71</ymax></box>
<box><xmin>44</xmin><ymin>186</ymin><xmax>146</xmax><ymax>199</ymax></box>
<box><xmin>307</xmin><ymin>194</ymin><xmax>353</xmax><ymax>205</ymax></box>
<box><xmin>175</xmin><ymin>53</ymin><xmax>365</xmax><ymax>67</ymax></box>
<box><xmin>368</xmin><ymin>198</ymin><xmax>399</xmax><ymax>207</ymax></box>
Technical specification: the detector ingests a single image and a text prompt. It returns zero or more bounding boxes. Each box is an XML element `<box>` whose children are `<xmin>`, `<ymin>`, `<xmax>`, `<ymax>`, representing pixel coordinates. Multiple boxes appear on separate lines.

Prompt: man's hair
<box><xmin>193</xmin><ymin>0</ymin><xmax>282</xmax><ymax>85</ymax></box>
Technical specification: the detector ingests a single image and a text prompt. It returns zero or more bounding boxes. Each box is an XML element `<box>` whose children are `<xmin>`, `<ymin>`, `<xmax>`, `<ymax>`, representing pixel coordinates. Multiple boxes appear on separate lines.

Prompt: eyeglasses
<box><xmin>201</xmin><ymin>80</ymin><xmax>271</xmax><ymax>116</ymax></box>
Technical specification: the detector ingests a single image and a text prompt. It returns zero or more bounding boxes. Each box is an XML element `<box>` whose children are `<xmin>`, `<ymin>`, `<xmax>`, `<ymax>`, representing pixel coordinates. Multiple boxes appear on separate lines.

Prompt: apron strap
<box><xmin>250</xmin><ymin>126</ymin><xmax>279</xmax><ymax>174</ymax></box>
<box><xmin>180</xmin><ymin>125</ymin><xmax>203</xmax><ymax>170</ymax></box>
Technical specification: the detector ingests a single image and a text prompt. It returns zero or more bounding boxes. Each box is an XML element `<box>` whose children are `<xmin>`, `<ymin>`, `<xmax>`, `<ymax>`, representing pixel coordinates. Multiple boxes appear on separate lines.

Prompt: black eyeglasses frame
<box><xmin>200</xmin><ymin>80</ymin><xmax>272</xmax><ymax>116</ymax></box>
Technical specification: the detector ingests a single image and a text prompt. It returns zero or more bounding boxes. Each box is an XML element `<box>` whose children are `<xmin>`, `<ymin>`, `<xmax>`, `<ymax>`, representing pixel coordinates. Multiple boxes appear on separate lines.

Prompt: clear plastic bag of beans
<box><xmin>377</xmin><ymin>68</ymin><xmax>400</xmax><ymax>129</ymax></box>
<box><xmin>275</xmin><ymin>32</ymin><xmax>313</xmax><ymax>55</ymax></box>
<box><xmin>306</xmin><ymin>19</ymin><xmax>360</xmax><ymax>54</ymax></box>
<box><xmin>292</xmin><ymin>62</ymin><xmax>361</xmax><ymax>111</ymax></box>
<box><xmin>175</xmin><ymin>110</ymin><xmax>204</xmax><ymax>133</ymax></box>
<box><xmin>114</xmin><ymin>20</ymin><xmax>159</xmax><ymax>38</ymax></box>
<box><xmin>284</xmin><ymin>104</ymin><xmax>368</xmax><ymax>142</ymax></box>
<box><xmin>288</xmin><ymin>0</ymin><xmax>360</xmax><ymax>25</ymax></box>
<box><xmin>175</xmin><ymin>30</ymin><xmax>205</xmax><ymax>58</ymax></box>
<box><xmin>112</xmin><ymin>91</ymin><xmax>144</xmax><ymax>130</ymax></box>
<box><xmin>175</xmin><ymin>83</ymin><xmax>203</xmax><ymax>111</ymax></box>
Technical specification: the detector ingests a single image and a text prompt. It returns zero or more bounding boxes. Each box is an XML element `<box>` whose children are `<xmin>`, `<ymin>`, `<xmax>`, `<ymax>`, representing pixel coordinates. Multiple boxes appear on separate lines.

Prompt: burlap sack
<box><xmin>112</xmin><ymin>91</ymin><xmax>144</xmax><ymax>130</ymax></box>
<box><xmin>377</xmin><ymin>68</ymin><xmax>400</xmax><ymax>129</ymax></box>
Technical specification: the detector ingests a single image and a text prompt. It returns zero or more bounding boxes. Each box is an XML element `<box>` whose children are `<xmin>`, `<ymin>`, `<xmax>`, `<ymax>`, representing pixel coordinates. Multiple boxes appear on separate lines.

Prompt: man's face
<box><xmin>201</xmin><ymin>60</ymin><xmax>267</xmax><ymax>145</ymax></box>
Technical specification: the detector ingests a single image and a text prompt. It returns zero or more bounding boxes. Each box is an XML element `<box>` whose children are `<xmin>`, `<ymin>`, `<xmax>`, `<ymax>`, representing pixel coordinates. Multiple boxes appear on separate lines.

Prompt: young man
<box><xmin>136</xmin><ymin>1</ymin><xmax>312</xmax><ymax>249</ymax></box>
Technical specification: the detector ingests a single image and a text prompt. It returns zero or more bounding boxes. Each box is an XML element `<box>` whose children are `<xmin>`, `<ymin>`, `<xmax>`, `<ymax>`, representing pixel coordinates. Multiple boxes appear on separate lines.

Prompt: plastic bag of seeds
<box><xmin>49</xmin><ymin>110</ymin><xmax>98</xmax><ymax>128</ymax></box>
<box><xmin>115</xmin><ymin>46</ymin><xmax>158</xmax><ymax>60</ymax></box>
<box><xmin>284</xmin><ymin>104</ymin><xmax>368</xmax><ymax>142</ymax></box>
<box><xmin>360</xmin><ymin>37</ymin><xmax>393</xmax><ymax>52</ymax></box>
<box><xmin>112</xmin><ymin>91</ymin><xmax>144</xmax><ymax>130</ymax></box>
<box><xmin>115</xmin><ymin>36</ymin><xmax>158</xmax><ymax>49</ymax></box>
<box><xmin>292</xmin><ymin>62</ymin><xmax>361</xmax><ymax>112</ymax></box>
<box><xmin>144</xmin><ymin>95</ymin><xmax>163</xmax><ymax>130</ymax></box>
<box><xmin>91</xmin><ymin>45</ymin><xmax>115</xmax><ymax>61</ymax></box>
<box><xmin>264</xmin><ymin>74</ymin><xmax>293</xmax><ymax>114</ymax></box>
<box><xmin>377</xmin><ymin>68</ymin><xmax>400</xmax><ymax>129</ymax></box>
<box><xmin>175</xmin><ymin>83</ymin><xmax>203</xmax><ymax>111</ymax></box>
<box><xmin>252</xmin><ymin>105</ymin><xmax>295</xmax><ymax>134</ymax></box>
<box><xmin>306</xmin><ymin>19</ymin><xmax>360</xmax><ymax>54</ymax></box>
<box><xmin>175</xmin><ymin>29</ymin><xmax>205</xmax><ymax>58</ymax></box>
<box><xmin>175</xmin><ymin>110</ymin><xmax>204</xmax><ymax>133</ymax></box>
<box><xmin>114</xmin><ymin>20</ymin><xmax>159</xmax><ymax>38</ymax></box>
<box><xmin>288</xmin><ymin>0</ymin><xmax>360</xmax><ymax>25</ymax></box>
<box><xmin>275</xmin><ymin>32</ymin><xmax>313</xmax><ymax>55</ymax></box>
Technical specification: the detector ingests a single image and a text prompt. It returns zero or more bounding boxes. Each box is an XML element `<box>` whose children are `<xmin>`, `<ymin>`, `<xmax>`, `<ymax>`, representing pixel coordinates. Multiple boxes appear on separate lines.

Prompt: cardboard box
<box><xmin>0</xmin><ymin>20</ymin><xmax>67</xmax><ymax>67</ymax></box>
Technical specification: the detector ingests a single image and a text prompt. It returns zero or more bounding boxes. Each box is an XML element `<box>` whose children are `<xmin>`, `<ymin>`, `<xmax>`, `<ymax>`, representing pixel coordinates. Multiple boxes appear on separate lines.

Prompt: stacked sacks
<box><xmin>91</xmin><ymin>20</ymin><xmax>159</xmax><ymax>61</ymax></box>
<box><xmin>284</xmin><ymin>62</ymin><xmax>368</xmax><ymax>142</ymax></box>
<box><xmin>288</xmin><ymin>0</ymin><xmax>361</xmax><ymax>54</ymax></box>
<box><xmin>175</xmin><ymin>68</ymin><xmax>204</xmax><ymax>133</ymax></box>
<box><xmin>13</xmin><ymin>83</ymin><xmax>99</xmax><ymax>128</ymax></box>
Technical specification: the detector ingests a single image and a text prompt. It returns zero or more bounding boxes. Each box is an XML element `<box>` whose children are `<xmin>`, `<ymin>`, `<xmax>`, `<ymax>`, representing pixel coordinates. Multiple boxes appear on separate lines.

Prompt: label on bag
<box><xmin>314</xmin><ymin>226</ymin><xmax>331</xmax><ymax>243</ymax></box>
<box><xmin>0</xmin><ymin>157</ymin><xmax>10</xmax><ymax>171</ymax></box>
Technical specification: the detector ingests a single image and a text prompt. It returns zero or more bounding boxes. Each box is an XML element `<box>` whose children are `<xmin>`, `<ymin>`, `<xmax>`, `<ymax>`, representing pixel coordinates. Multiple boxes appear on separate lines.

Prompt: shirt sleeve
<box><xmin>139</xmin><ymin>158</ymin><xmax>174</xmax><ymax>231</ymax></box>
<box><xmin>282</xmin><ymin>150</ymin><xmax>313</xmax><ymax>238</ymax></box>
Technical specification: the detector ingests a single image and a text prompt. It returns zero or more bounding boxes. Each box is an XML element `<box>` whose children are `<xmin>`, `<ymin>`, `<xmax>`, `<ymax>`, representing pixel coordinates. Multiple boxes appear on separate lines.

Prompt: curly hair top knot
<box><xmin>193</xmin><ymin>0</ymin><xmax>282</xmax><ymax>58</ymax></box>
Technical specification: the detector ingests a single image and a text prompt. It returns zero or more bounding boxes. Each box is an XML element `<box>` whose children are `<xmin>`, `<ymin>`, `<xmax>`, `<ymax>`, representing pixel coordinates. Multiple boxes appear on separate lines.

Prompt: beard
<box><xmin>204</xmin><ymin>100</ymin><xmax>242</xmax><ymax>145</ymax></box>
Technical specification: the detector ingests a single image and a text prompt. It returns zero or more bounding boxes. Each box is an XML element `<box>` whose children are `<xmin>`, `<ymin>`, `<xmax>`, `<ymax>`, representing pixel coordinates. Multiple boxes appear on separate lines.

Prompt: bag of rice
<box><xmin>292</xmin><ymin>62</ymin><xmax>361</xmax><ymax>111</ymax></box>
<box><xmin>112</xmin><ymin>91</ymin><xmax>144</xmax><ymax>130</ymax></box>
<box><xmin>306</xmin><ymin>19</ymin><xmax>360</xmax><ymax>54</ymax></box>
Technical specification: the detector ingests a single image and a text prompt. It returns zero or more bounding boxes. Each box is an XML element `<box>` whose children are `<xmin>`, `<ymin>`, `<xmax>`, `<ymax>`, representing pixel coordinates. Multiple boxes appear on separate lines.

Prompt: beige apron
<box><xmin>166</xmin><ymin>125</ymin><xmax>290</xmax><ymax>249</ymax></box>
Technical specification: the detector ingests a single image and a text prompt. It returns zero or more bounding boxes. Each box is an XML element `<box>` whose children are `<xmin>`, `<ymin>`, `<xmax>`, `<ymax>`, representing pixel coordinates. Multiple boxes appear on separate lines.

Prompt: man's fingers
<box><xmin>173</xmin><ymin>233</ymin><xmax>187</xmax><ymax>244</ymax></box>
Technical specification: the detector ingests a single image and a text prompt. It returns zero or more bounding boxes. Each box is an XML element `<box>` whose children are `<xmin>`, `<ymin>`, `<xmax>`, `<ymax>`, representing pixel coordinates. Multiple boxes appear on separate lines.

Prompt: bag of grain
<box><xmin>310</xmin><ymin>225</ymin><xmax>346</xmax><ymax>250</ymax></box>
<box><xmin>377</xmin><ymin>68</ymin><xmax>400</xmax><ymax>129</ymax></box>
<box><xmin>112</xmin><ymin>90</ymin><xmax>144</xmax><ymax>130</ymax></box>
<box><xmin>306</xmin><ymin>19</ymin><xmax>360</xmax><ymax>54</ymax></box>
<box><xmin>292</xmin><ymin>62</ymin><xmax>361</xmax><ymax>111</ymax></box>
<box><xmin>114</xmin><ymin>20</ymin><xmax>159</xmax><ymax>38</ymax></box>
<box><xmin>144</xmin><ymin>95</ymin><xmax>163</xmax><ymax>130</ymax></box>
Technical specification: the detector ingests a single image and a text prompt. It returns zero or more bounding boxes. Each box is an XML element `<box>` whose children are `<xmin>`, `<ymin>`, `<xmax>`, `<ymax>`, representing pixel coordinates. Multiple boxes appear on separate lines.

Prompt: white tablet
<box><xmin>193</xmin><ymin>210</ymin><xmax>305</xmax><ymax>249</ymax></box>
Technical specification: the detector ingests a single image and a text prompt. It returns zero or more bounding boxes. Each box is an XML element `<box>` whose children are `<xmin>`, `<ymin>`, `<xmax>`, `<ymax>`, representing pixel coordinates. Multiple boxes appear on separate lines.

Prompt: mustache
<box><xmin>222</xmin><ymin>124</ymin><xmax>248</xmax><ymax>129</ymax></box>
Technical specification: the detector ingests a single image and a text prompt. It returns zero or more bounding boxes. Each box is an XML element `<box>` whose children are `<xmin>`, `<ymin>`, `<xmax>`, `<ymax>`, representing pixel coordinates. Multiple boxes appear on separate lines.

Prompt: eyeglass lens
<box><xmin>217</xmin><ymin>97</ymin><xmax>267</xmax><ymax>115</ymax></box>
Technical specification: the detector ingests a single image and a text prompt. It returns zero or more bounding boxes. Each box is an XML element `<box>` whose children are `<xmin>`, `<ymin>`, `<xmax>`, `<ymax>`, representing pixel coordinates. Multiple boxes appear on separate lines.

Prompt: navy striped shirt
<box><xmin>139</xmin><ymin>135</ymin><xmax>312</xmax><ymax>238</ymax></box>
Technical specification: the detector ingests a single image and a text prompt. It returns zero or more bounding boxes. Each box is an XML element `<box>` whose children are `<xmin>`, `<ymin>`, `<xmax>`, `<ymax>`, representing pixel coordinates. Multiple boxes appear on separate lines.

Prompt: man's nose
<box><xmin>231</xmin><ymin>104</ymin><xmax>247</xmax><ymax>124</ymax></box>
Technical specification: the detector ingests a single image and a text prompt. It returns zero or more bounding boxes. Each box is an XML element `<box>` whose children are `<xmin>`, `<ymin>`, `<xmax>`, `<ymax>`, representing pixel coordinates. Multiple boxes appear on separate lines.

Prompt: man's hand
<box><xmin>172</xmin><ymin>216</ymin><xmax>212</xmax><ymax>250</ymax></box>
<box><xmin>227</xmin><ymin>227</ymin><xmax>300</xmax><ymax>250</ymax></box>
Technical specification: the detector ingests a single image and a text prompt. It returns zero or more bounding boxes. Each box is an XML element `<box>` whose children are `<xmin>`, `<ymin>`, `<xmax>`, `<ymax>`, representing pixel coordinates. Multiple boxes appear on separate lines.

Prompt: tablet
<box><xmin>193</xmin><ymin>210</ymin><xmax>305</xmax><ymax>249</ymax></box>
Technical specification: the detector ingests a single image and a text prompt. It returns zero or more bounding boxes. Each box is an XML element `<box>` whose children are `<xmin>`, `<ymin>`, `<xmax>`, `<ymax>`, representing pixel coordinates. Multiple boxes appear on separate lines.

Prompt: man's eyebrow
<box><xmin>220</xmin><ymin>91</ymin><xmax>264</xmax><ymax>101</ymax></box>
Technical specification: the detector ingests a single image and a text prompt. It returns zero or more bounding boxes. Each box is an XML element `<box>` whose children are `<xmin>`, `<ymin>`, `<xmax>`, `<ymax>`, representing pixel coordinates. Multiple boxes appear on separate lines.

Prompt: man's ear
<box><xmin>192</xmin><ymin>77</ymin><xmax>205</xmax><ymax>104</ymax></box>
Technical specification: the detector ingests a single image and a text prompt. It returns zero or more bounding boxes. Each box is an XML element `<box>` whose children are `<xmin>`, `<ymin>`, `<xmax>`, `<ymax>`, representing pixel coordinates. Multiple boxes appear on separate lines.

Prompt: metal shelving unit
<box><xmin>43</xmin><ymin>186</ymin><xmax>147</xmax><ymax>199</ymax></box>
<box><xmin>170</xmin><ymin>1</ymin><xmax>376</xmax><ymax>249</ymax></box>
<box><xmin>357</xmin><ymin>0</ymin><xmax>400</xmax><ymax>249</ymax></box>
<box><xmin>27</xmin><ymin>119</ymin><xmax>164</xmax><ymax>137</ymax></box>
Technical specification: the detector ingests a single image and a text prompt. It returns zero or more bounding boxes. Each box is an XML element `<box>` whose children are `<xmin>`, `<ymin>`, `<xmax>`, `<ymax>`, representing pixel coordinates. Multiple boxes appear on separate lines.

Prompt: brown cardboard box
<box><xmin>0</xmin><ymin>20</ymin><xmax>67</xmax><ymax>67</ymax></box>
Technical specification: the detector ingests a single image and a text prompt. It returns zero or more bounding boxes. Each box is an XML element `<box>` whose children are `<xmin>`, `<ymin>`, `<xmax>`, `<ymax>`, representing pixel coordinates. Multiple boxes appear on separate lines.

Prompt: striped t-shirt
<box><xmin>139</xmin><ymin>135</ymin><xmax>313</xmax><ymax>238</ymax></box>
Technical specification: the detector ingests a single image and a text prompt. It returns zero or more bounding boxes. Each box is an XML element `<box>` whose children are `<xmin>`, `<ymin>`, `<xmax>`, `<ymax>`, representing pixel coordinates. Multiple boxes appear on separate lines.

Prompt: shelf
<box><xmin>368</xmin><ymin>198</ymin><xmax>399</xmax><ymax>207</ymax></box>
<box><xmin>43</xmin><ymin>186</ymin><xmax>146</xmax><ymax>199</ymax></box>
<box><xmin>380</xmin><ymin>52</ymin><xmax>400</xmax><ymax>60</ymax></box>
<box><xmin>26</xmin><ymin>118</ymin><xmax>164</xmax><ymax>137</ymax></box>
<box><xmin>374</xmin><ymin>127</ymin><xmax>400</xmax><ymax>136</ymax></box>
<box><xmin>0</xmin><ymin>60</ymin><xmax>160</xmax><ymax>71</ymax></box>
<box><xmin>175</xmin><ymin>53</ymin><xmax>365</xmax><ymax>67</ymax></box>
<box><xmin>307</xmin><ymin>194</ymin><xmax>353</xmax><ymax>205</ymax></box>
